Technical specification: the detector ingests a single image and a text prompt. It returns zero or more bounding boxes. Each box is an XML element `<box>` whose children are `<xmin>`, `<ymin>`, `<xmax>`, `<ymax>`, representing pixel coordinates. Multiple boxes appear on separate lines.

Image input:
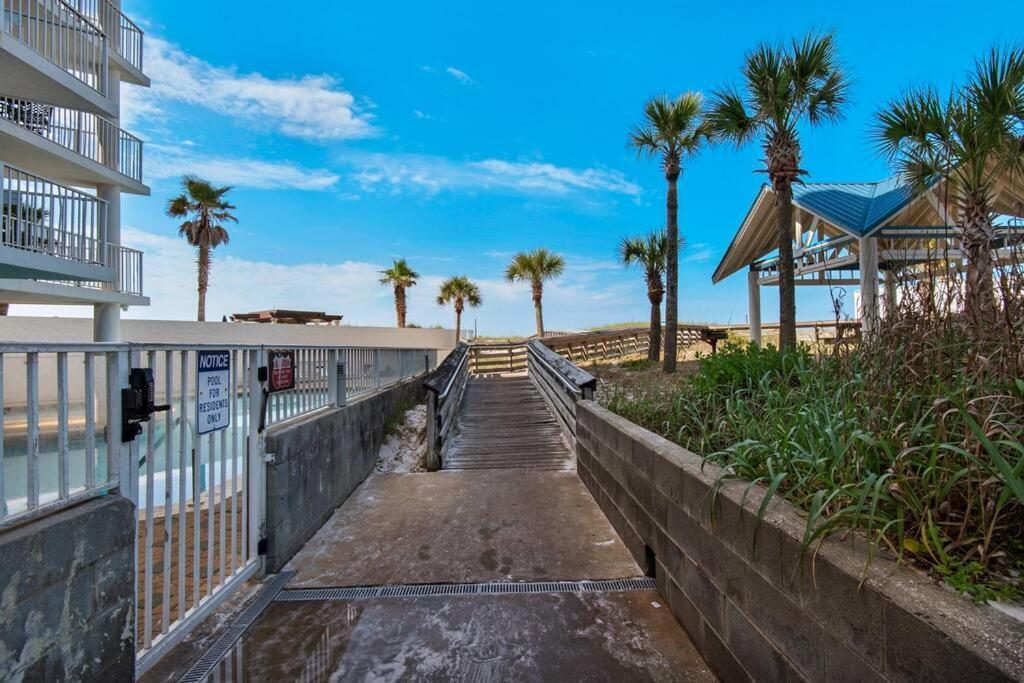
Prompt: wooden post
<box><xmin>747</xmin><ymin>269</ymin><xmax>762</xmax><ymax>346</ymax></box>
<box><xmin>425</xmin><ymin>391</ymin><xmax>440</xmax><ymax>471</ymax></box>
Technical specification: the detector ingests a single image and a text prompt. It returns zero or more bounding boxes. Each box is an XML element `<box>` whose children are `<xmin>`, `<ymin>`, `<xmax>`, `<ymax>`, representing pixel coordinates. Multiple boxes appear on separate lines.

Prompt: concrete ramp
<box><xmin>444</xmin><ymin>375</ymin><xmax>573</xmax><ymax>471</ymax></box>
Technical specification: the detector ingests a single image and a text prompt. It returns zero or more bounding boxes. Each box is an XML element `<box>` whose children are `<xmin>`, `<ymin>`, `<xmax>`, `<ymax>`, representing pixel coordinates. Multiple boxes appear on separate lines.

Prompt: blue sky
<box><xmin>30</xmin><ymin>0</ymin><xmax>1020</xmax><ymax>334</ymax></box>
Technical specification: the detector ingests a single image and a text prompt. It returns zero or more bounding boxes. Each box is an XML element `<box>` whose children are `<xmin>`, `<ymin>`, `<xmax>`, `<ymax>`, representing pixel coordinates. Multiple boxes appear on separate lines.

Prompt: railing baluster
<box><xmin>143</xmin><ymin>350</ymin><xmax>155</xmax><ymax>649</ymax></box>
<box><xmin>26</xmin><ymin>352</ymin><xmax>40</xmax><ymax>511</ymax></box>
<box><xmin>205</xmin><ymin>431</ymin><xmax>215</xmax><ymax>598</ymax></box>
<box><xmin>56</xmin><ymin>352</ymin><xmax>69</xmax><ymax>500</ymax></box>
<box><xmin>162</xmin><ymin>349</ymin><xmax>173</xmax><ymax>634</ymax></box>
<box><xmin>0</xmin><ymin>353</ymin><xmax>5</xmax><ymax>520</ymax></box>
<box><xmin>229</xmin><ymin>349</ymin><xmax>238</xmax><ymax>576</ymax></box>
<box><xmin>177</xmin><ymin>349</ymin><xmax>187</xmax><ymax>621</ymax></box>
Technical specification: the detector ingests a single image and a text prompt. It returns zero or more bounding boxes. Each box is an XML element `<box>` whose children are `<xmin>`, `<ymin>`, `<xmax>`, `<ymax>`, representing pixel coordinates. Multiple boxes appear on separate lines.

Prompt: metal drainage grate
<box><xmin>275</xmin><ymin>577</ymin><xmax>656</xmax><ymax>602</ymax></box>
<box><xmin>180</xmin><ymin>571</ymin><xmax>295</xmax><ymax>683</ymax></box>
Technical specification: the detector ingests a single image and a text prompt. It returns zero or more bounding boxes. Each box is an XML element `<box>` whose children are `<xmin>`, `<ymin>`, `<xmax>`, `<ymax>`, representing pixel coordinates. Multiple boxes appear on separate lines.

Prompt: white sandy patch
<box><xmin>374</xmin><ymin>404</ymin><xmax>428</xmax><ymax>473</ymax></box>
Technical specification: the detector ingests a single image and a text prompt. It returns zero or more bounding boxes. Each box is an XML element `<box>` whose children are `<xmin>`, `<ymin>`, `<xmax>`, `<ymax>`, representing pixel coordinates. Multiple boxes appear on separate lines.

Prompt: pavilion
<box><xmin>712</xmin><ymin>174</ymin><xmax>1024</xmax><ymax>344</ymax></box>
<box><xmin>230</xmin><ymin>309</ymin><xmax>343</xmax><ymax>325</ymax></box>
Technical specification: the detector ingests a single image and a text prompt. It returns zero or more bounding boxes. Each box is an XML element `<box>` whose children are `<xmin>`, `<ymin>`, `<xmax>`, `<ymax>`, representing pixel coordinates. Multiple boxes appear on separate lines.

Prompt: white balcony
<box><xmin>0</xmin><ymin>0</ymin><xmax>115</xmax><ymax>116</ymax></box>
<box><xmin>1</xmin><ymin>161</ymin><xmax>111</xmax><ymax>279</ymax></box>
<box><xmin>0</xmin><ymin>162</ymin><xmax>145</xmax><ymax>304</ymax></box>
<box><xmin>0</xmin><ymin>97</ymin><xmax>147</xmax><ymax>194</ymax></box>
<box><xmin>70</xmin><ymin>0</ymin><xmax>146</xmax><ymax>85</ymax></box>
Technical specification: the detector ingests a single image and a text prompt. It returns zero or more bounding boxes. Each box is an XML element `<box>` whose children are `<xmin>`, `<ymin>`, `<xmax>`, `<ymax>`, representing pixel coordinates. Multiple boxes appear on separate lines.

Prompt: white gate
<box><xmin>0</xmin><ymin>342</ymin><xmax>436</xmax><ymax>676</ymax></box>
<box><xmin>131</xmin><ymin>345</ymin><xmax>265</xmax><ymax>673</ymax></box>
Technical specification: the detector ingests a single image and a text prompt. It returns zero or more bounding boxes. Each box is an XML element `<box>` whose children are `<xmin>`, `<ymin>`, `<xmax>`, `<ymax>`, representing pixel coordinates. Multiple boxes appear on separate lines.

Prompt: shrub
<box><xmin>599</xmin><ymin>324</ymin><xmax>1024</xmax><ymax>602</ymax></box>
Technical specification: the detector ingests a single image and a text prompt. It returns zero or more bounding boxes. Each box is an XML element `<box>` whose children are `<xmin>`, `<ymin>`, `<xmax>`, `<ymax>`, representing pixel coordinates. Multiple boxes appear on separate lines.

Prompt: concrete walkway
<box><xmin>209</xmin><ymin>470</ymin><xmax>714</xmax><ymax>681</ymax></box>
<box><xmin>284</xmin><ymin>470</ymin><xmax>637</xmax><ymax>586</ymax></box>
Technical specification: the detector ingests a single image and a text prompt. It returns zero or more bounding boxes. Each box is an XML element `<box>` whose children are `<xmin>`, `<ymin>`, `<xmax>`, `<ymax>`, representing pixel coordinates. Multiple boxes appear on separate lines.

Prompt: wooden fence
<box><xmin>541</xmin><ymin>325</ymin><xmax>708</xmax><ymax>363</ymax></box>
<box><xmin>423</xmin><ymin>343</ymin><xmax>470</xmax><ymax>471</ymax></box>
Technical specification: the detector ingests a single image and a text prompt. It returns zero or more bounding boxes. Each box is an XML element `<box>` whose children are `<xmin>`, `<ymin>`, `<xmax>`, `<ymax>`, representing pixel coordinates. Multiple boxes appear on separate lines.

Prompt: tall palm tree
<box><xmin>437</xmin><ymin>276</ymin><xmax>482</xmax><ymax>342</ymax></box>
<box><xmin>873</xmin><ymin>47</ymin><xmax>1024</xmax><ymax>327</ymax></box>
<box><xmin>166</xmin><ymin>175</ymin><xmax>236</xmax><ymax>322</ymax></box>
<box><xmin>629</xmin><ymin>92</ymin><xmax>709</xmax><ymax>372</ymax></box>
<box><xmin>619</xmin><ymin>230</ymin><xmax>680</xmax><ymax>361</ymax></box>
<box><xmin>379</xmin><ymin>258</ymin><xmax>420</xmax><ymax>328</ymax></box>
<box><xmin>708</xmin><ymin>32</ymin><xmax>849</xmax><ymax>351</ymax></box>
<box><xmin>504</xmin><ymin>248</ymin><xmax>565</xmax><ymax>338</ymax></box>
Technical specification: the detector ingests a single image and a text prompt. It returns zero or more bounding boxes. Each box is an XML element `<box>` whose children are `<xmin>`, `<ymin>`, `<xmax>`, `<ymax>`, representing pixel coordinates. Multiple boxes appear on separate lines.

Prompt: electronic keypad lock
<box><xmin>121</xmin><ymin>368</ymin><xmax>170</xmax><ymax>442</ymax></box>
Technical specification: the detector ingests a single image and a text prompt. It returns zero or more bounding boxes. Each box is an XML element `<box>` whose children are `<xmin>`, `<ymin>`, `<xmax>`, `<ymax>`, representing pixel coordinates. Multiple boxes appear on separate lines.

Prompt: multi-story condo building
<box><xmin>0</xmin><ymin>0</ymin><xmax>149</xmax><ymax>341</ymax></box>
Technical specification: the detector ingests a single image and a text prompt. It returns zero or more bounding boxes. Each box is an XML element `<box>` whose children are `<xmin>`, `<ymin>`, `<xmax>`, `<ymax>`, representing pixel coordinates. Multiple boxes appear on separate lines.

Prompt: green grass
<box><xmin>598</xmin><ymin>337</ymin><xmax>1024</xmax><ymax>603</ymax></box>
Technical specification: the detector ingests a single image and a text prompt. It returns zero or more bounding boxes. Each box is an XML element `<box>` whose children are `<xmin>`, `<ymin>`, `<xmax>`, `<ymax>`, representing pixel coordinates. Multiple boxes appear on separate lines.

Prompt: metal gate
<box><xmin>0</xmin><ymin>341</ymin><xmax>437</xmax><ymax>676</ymax></box>
<box><xmin>131</xmin><ymin>345</ymin><xmax>265</xmax><ymax>673</ymax></box>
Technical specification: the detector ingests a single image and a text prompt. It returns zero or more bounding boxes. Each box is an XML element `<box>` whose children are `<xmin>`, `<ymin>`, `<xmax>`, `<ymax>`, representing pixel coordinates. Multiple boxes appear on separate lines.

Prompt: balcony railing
<box><xmin>2</xmin><ymin>161</ymin><xmax>107</xmax><ymax>265</ymax></box>
<box><xmin>1</xmin><ymin>97</ymin><xmax>143</xmax><ymax>183</ymax></box>
<box><xmin>44</xmin><ymin>243</ymin><xmax>144</xmax><ymax>295</ymax></box>
<box><xmin>2</xmin><ymin>0</ymin><xmax>108</xmax><ymax>95</ymax></box>
<box><xmin>70</xmin><ymin>0</ymin><xmax>142</xmax><ymax>72</ymax></box>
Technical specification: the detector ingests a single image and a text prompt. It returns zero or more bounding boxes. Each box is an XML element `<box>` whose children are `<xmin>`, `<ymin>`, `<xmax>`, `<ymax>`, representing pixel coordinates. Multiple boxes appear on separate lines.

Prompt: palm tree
<box><xmin>166</xmin><ymin>175</ymin><xmax>236</xmax><ymax>322</ymax></box>
<box><xmin>873</xmin><ymin>47</ymin><xmax>1024</xmax><ymax>327</ymax></box>
<box><xmin>629</xmin><ymin>92</ymin><xmax>709</xmax><ymax>372</ymax></box>
<box><xmin>619</xmin><ymin>230</ymin><xmax>680</xmax><ymax>361</ymax></box>
<box><xmin>504</xmin><ymin>248</ymin><xmax>565</xmax><ymax>338</ymax></box>
<box><xmin>379</xmin><ymin>258</ymin><xmax>420</xmax><ymax>328</ymax></box>
<box><xmin>708</xmin><ymin>32</ymin><xmax>849</xmax><ymax>352</ymax></box>
<box><xmin>437</xmin><ymin>276</ymin><xmax>482</xmax><ymax>342</ymax></box>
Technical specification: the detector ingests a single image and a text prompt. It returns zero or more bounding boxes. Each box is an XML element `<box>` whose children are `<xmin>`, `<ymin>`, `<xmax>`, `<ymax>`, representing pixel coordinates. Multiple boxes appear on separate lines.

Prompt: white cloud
<box><xmin>147</xmin><ymin>144</ymin><xmax>340</xmax><ymax>191</ymax></box>
<box><xmin>128</xmin><ymin>37</ymin><xmax>377</xmax><ymax>141</ymax></box>
<box><xmin>8</xmin><ymin>229</ymin><xmax>647</xmax><ymax>335</ymax></box>
<box><xmin>412</xmin><ymin>110</ymin><xmax>432</xmax><ymax>119</ymax></box>
<box><xmin>683</xmin><ymin>242</ymin><xmax>716</xmax><ymax>263</ymax></box>
<box><xmin>445</xmin><ymin>67</ymin><xmax>476</xmax><ymax>85</ymax></box>
<box><xmin>350</xmin><ymin>153</ymin><xmax>641</xmax><ymax>200</ymax></box>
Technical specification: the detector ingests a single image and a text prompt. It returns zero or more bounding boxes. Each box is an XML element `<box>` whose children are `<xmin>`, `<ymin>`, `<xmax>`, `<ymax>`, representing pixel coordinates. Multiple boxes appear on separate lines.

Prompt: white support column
<box><xmin>94</xmin><ymin>183</ymin><xmax>123</xmax><ymax>342</ymax></box>
<box><xmin>884</xmin><ymin>273</ymin><xmax>897</xmax><ymax>319</ymax></box>
<box><xmin>747</xmin><ymin>269</ymin><xmax>762</xmax><ymax>346</ymax></box>
<box><xmin>859</xmin><ymin>237</ymin><xmax>879</xmax><ymax>336</ymax></box>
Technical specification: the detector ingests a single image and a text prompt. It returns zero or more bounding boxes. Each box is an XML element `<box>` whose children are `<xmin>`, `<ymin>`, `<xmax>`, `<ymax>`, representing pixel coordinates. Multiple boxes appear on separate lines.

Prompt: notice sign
<box><xmin>268</xmin><ymin>350</ymin><xmax>296</xmax><ymax>393</ymax></box>
<box><xmin>196</xmin><ymin>350</ymin><xmax>231</xmax><ymax>435</ymax></box>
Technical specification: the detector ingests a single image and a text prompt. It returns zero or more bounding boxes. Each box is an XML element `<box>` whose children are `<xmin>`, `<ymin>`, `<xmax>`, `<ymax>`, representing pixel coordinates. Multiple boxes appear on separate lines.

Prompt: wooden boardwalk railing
<box><xmin>526</xmin><ymin>340</ymin><xmax>596</xmax><ymax>448</ymax></box>
<box><xmin>468</xmin><ymin>342</ymin><xmax>528</xmax><ymax>374</ymax></box>
<box><xmin>540</xmin><ymin>325</ymin><xmax>708</xmax><ymax>364</ymax></box>
<box><xmin>423</xmin><ymin>343</ymin><xmax>470</xmax><ymax>471</ymax></box>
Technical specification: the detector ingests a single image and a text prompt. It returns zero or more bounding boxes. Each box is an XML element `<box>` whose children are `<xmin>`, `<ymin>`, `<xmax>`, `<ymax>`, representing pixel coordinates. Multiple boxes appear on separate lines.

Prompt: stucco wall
<box><xmin>576</xmin><ymin>401</ymin><xmax>1024</xmax><ymax>682</ymax></box>
<box><xmin>263</xmin><ymin>376</ymin><xmax>426</xmax><ymax>573</ymax></box>
<box><xmin>0</xmin><ymin>316</ymin><xmax>456</xmax><ymax>351</ymax></box>
<box><xmin>0</xmin><ymin>495</ymin><xmax>136</xmax><ymax>681</ymax></box>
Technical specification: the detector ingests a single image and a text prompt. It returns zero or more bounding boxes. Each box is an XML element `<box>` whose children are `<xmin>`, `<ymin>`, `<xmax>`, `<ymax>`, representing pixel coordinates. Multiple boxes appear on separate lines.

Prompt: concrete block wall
<box><xmin>0</xmin><ymin>495</ymin><xmax>136</xmax><ymax>681</ymax></box>
<box><xmin>576</xmin><ymin>401</ymin><xmax>1024</xmax><ymax>682</ymax></box>
<box><xmin>264</xmin><ymin>376</ymin><xmax>426</xmax><ymax>572</ymax></box>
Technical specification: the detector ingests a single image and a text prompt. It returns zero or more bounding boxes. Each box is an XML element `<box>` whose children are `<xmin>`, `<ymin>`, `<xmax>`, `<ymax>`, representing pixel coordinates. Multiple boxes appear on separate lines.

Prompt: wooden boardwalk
<box><xmin>443</xmin><ymin>375</ymin><xmax>573</xmax><ymax>471</ymax></box>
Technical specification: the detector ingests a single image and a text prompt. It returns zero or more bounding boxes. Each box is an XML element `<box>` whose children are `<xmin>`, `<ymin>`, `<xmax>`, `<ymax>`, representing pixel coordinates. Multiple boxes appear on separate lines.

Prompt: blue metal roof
<box><xmin>792</xmin><ymin>176</ymin><xmax>917</xmax><ymax>237</ymax></box>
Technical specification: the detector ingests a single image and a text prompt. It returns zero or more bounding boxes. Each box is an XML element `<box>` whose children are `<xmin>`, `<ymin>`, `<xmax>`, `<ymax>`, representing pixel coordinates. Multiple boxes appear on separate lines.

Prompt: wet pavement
<box><xmin>284</xmin><ymin>470</ymin><xmax>641</xmax><ymax>587</ymax></box>
<box><xmin>203</xmin><ymin>591</ymin><xmax>712</xmax><ymax>681</ymax></box>
<box><xmin>163</xmin><ymin>469</ymin><xmax>713</xmax><ymax>681</ymax></box>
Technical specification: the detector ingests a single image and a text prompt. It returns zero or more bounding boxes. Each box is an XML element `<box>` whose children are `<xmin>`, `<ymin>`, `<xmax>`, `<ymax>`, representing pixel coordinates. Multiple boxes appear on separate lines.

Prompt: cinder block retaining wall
<box><xmin>0</xmin><ymin>495</ymin><xmax>136</xmax><ymax>681</ymax></box>
<box><xmin>576</xmin><ymin>401</ymin><xmax>1024</xmax><ymax>682</ymax></box>
<box><xmin>264</xmin><ymin>376</ymin><xmax>426</xmax><ymax>572</ymax></box>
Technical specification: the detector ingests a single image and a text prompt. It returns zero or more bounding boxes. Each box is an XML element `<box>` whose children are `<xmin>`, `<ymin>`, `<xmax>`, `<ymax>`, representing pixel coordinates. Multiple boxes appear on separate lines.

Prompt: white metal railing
<box><xmin>42</xmin><ymin>242</ymin><xmax>144</xmax><ymax>295</ymax></box>
<box><xmin>0</xmin><ymin>97</ymin><xmax>144</xmax><ymax>183</ymax></box>
<box><xmin>1</xmin><ymin>162</ymin><xmax>108</xmax><ymax>266</ymax></box>
<box><xmin>0</xmin><ymin>340</ymin><xmax>439</xmax><ymax>675</ymax></box>
<box><xmin>129</xmin><ymin>345</ymin><xmax>262</xmax><ymax>669</ymax></box>
<box><xmin>265</xmin><ymin>346</ymin><xmax>435</xmax><ymax>426</ymax></box>
<box><xmin>69</xmin><ymin>0</ymin><xmax>142</xmax><ymax>72</ymax></box>
<box><xmin>111</xmin><ymin>241</ymin><xmax>141</xmax><ymax>294</ymax></box>
<box><xmin>2</xmin><ymin>0</ymin><xmax>108</xmax><ymax>94</ymax></box>
<box><xmin>0</xmin><ymin>343</ymin><xmax>127</xmax><ymax>527</ymax></box>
